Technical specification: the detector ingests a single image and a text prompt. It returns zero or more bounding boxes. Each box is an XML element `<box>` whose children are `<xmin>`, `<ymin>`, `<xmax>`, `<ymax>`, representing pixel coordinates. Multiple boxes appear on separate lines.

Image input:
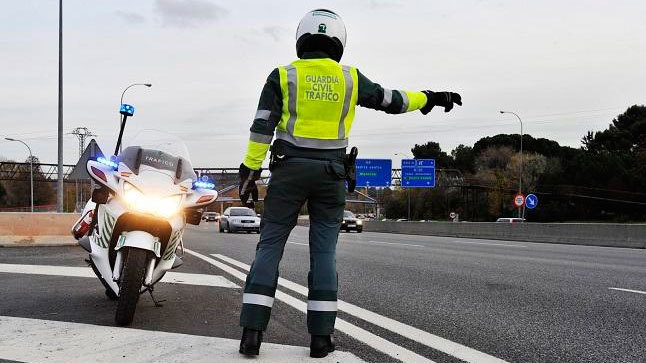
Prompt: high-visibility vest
<box><xmin>276</xmin><ymin>58</ymin><xmax>358</xmax><ymax>149</ymax></box>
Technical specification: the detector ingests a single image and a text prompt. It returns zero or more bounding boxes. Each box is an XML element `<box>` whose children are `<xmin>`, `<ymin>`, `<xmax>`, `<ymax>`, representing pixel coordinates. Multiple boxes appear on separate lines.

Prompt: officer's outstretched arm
<box><xmin>242</xmin><ymin>68</ymin><xmax>283</xmax><ymax>171</ymax></box>
<box><xmin>239</xmin><ymin>69</ymin><xmax>282</xmax><ymax>205</ymax></box>
<box><xmin>356</xmin><ymin>70</ymin><xmax>461</xmax><ymax>115</ymax></box>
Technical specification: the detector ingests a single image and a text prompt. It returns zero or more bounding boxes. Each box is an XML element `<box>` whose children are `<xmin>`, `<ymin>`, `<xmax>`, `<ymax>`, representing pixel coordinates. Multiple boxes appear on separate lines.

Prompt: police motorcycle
<box><xmin>71</xmin><ymin>104</ymin><xmax>217</xmax><ymax>326</ymax></box>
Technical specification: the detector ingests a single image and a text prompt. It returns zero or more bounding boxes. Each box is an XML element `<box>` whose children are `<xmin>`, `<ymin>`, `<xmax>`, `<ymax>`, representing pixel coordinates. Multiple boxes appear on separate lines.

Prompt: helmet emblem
<box><xmin>318</xmin><ymin>23</ymin><xmax>327</xmax><ymax>33</ymax></box>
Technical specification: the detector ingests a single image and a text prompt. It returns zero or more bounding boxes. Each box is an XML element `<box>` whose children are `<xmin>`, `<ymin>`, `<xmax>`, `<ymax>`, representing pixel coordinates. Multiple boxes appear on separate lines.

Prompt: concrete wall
<box><xmin>0</xmin><ymin>213</ymin><xmax>80</xmax><ymax>247</ymax></box>
<box><xmin>363</xmin><ymin>221</ymin><xmax>646</xmax><ymax>248</ymax></box>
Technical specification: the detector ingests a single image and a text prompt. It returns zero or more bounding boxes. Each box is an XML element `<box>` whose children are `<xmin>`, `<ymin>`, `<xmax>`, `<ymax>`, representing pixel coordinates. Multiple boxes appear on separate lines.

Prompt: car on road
<box><xmin>341</xmin><ymin>210</ymin><xmax>362</xmax><ymax>233</ymax></box>
<box><xmin>202</xmin><ymin>212</ymin><xmax>220</xmax><ymax>222</ymax></box>
<box><xmin>496</xmin><ymin>217</ymin><xmax>525</xmax><ymax>223</ymax></box>
<box><xmin>219</xmin><ymin>207</ymin><xmax>260</xmax><ymax>233</ymax></box>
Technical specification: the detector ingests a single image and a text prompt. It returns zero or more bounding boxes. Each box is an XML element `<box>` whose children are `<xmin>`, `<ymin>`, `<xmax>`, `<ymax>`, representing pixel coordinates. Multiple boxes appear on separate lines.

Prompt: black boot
<box><xmin>239</xmin><ymin>328</ymin><xmax>263</xmax><ymax>356</ymax></box>
<box><xmin>310</xmin><ymin>335</ymin><xmax>335</xmax><ymax>358</ymax></box>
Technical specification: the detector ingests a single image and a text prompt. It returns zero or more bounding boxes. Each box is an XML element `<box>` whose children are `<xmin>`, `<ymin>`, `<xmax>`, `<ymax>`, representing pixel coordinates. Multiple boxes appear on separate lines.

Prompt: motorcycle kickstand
<box><xmin>143</xmin><ymin>286</ymin><xmax>166</xmax><ymax>307</ymax></box>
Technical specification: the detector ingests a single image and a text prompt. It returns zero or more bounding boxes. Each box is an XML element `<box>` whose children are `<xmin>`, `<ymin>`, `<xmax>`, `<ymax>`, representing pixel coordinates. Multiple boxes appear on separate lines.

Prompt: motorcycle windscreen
<box><xmin>119</xmin><ymin>130</ymin><xmax>196</xmax><ymax>183</ymax></box>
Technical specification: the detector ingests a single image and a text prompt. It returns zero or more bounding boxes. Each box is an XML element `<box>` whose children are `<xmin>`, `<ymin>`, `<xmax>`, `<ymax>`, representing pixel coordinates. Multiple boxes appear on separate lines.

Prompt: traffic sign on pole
<box><xmin>401</xmin><ymin>159</ymin><xmax>435</xmax><ymax>188</ymax></box>
<box><xmin>514</xmin><ymin>193</ymin><xmax>525</xmax><ymax>208</ymax></box>
<box><xmin>525</xmin><ymin>194</ymin><xmax>538</xmax><ymax>209</ymax></box>
<box><xmin>356</xmin><ymin>159</ymin><xmax>392</xmax><ymax>187</ymax></box>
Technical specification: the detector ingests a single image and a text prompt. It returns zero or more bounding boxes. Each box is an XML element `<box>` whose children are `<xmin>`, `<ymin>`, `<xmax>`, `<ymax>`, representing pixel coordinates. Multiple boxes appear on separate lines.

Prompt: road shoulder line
<box><xmin>0</xmin><ymin>263</ymin><xmax>240</xmax><ymax>289</ymax></box>
<box><xmin>609</xmin><ymin>287</ymin><xmax>646</xmax><ymax>295</ymax></box>
<box><xmin>184</xmin><ymin>248</ymin><xmax>434</xmax><ymax>363</ymax></box>
<box><xmin>0</xmin><ymin>315</ymin><xmax>362</xmax><ymax>363</ymax></box>
<box><xmin>208</xmin><ymin>252</ymin><xmax>507</xmax><ymax>363</ymax></box>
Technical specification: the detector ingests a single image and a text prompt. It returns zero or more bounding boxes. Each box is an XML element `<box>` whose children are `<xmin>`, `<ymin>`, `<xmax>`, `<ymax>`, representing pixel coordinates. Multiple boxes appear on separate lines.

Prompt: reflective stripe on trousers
<box><xmin>243</xmin><ymin>293</ymin><xmax>274</xmax><ymax>308</ymax></box>
<box><xmin>308</xmin><ymin>300</ymin><xmax>337</xmax><ymax>311</ymax></box>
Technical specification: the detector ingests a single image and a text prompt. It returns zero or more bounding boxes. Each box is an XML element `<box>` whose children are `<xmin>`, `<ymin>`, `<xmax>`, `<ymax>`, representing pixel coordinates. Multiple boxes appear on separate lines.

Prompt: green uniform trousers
<box><xmin>240</xmin><ymin>158</ymin><xmax>346</xmax><ymax>335</ymax></box>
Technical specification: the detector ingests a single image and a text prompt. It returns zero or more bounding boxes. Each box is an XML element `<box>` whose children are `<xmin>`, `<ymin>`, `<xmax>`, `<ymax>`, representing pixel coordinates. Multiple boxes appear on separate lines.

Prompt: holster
<box><xmin>268</xmin><ymin>142</ymin><xmax>286</xmax><ymax>171</ymax></box>
<box><xmin>345</xmin><ymin>147</ymin><xmax>358</xmax><ymax>193</ymax></box>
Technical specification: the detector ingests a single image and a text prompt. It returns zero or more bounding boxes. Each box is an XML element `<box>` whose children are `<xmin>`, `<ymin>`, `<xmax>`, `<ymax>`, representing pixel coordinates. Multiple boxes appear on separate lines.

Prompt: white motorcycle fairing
<box><xmin>74</xmin><ymin>130</ymin><xmax>218</xmax><ymax>325</ymax></box>
<box><xmin>88</xmin><ymin>201</ymin><xmax>186</xmax><ymax>296</ymax></box>
<box><xmin>115</xmin><ymin>231</ymin><xmax>161</xmax><ymax>258</ymax></box>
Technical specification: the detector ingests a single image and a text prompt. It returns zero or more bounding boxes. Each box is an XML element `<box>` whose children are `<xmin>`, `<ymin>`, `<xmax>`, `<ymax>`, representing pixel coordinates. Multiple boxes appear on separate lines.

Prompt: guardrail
<box><xmin>363</xmin><ymin>221</ymin><xmax>646</xmax><ymax>248</ymax></box>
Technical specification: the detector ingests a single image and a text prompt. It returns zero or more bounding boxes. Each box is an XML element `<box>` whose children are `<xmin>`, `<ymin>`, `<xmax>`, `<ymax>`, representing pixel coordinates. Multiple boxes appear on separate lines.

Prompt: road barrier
<box><xmin>363</xmin><ymin>221</ymin><xmax>646</xmax><ymax>248</ymax></box>
<box><xmin>0</xmin><ymin>213</ymin><xmax>80</xmax><ymax>247</ymax></box>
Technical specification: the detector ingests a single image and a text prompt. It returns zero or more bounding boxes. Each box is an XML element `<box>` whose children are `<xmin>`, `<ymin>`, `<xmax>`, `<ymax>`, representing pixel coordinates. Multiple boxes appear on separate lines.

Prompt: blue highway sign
<box><xmin>525</xmin><ymin>194</ymin><xmax>538</xmax><ymax>209</ymax></box>
<box><xmin>356</xmin><ymin>159</ymin><xmax>392</xmax><ymax>187</ymax></box>
<box><xmin>401</xmin><ymin>159</ymin><xmax>436</xmax><ymax>188</ymax></box>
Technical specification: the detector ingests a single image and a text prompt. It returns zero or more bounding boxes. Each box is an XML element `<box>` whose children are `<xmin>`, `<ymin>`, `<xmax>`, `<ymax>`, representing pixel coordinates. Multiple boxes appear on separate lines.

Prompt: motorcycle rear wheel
<box><xmin>115</xmin><ymin>248</ymin><xmax>148</xmax><ymax>326</ymax></box>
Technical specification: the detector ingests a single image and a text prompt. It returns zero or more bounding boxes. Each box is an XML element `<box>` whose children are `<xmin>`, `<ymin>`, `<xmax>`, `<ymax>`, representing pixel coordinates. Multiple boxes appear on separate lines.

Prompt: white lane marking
<box><xmin>366</xmin><ymin>240</ymin><xmax>425</xmax><ymax>248</ymax></box>
<box><xmin>0</xmin><ymin>316</ymin><xmax>363</xmax><ymax>363</ymax></box>
<box><xmin>287</xmin><ymin>241</ymin><xmax>308</xmax><ymax>246</ymax></box>
<box><xmin>361</xmin><ymin>238</ymin><xmax>526</xmax><ymax>248</ymax></box>
<box><xmin>209</xmin><ymin>253</ymin><xmax>507</xmax><ymax>363</ymax></box>
<box><xmin>609</xmin><ymin>287</ymin><xmax>646</xmax><ymax>295</ymax></box>
<box><xmin>337</xmin><ymin>230</ymin><xmax>528</xmax><ymax>248</ymax></box>
<box><xmin>163</xmin><ymin>272</ymin><xmax>240</xmax><ymax>288</ymax></box>
<box><xmin>183</xmin><ymin>249</ymin><xmax>433</xmax><ymax>363</ymax></box>
<box><xmin>0</xmin><ymin>263</ymin><xmax>240</xmax><ymax>289</ymax></box>
<box><xmin>446</xmin><ymin>240</ymin><xmax>527</xmax><ymax>248</ymax></box>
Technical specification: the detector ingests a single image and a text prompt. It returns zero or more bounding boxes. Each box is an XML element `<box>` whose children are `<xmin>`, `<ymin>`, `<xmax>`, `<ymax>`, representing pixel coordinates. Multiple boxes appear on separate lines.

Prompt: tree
<box><xmin>411</xmin><ymin>141</ymin><xmax>453</xmax><ymax>168</ymax></box>
<box><xmin>451</xmin><ymin>144</ymin><xmax>475</xmax><ymax>174</ymax></box>
<box><xmin>581</xmin><ymin>105</ymin><xmax>646</xmax><ymax>191</ymax></box>
<box><xmin>473</xmin><ymin>134</ymin><xmax>561</xmax><ymax>157</ymax></box>
<box><xmin>506</xmin><ymin>153</ymin><xmax>548</xmax><ymax>193</ymax></box>
<box><xmin>0</xmin><ymin>156</ymin><xmax>55</xmax><ymax>210</ymax></box>
<box><xmin>583</xmin><ymin>105</ymin><xmax>646</xmax><ymax>154</ymax></box>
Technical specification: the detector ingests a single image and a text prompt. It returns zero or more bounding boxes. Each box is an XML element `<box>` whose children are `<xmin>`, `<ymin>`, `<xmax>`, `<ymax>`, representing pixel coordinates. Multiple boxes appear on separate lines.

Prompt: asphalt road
<box><xmin>184</xmin><ymin>223</ymin><xmax>646</xmax><ymax>363</ymax></box>
<box><xmin>1</xmin><ymin>223</ymin><xmax>645</xmax><ymax>362</ymax></box>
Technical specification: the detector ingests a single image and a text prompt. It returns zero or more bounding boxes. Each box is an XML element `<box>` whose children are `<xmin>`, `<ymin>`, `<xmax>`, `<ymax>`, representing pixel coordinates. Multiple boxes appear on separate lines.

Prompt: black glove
<box><xmin>420</xmin><ymin>91</ymin><xmax>462</xmax><ymax>114</ymax></box>
<box><xmin>239</xmin><ymin>163</ymin><xmax>261</xmax><ymax>208</ymax></box>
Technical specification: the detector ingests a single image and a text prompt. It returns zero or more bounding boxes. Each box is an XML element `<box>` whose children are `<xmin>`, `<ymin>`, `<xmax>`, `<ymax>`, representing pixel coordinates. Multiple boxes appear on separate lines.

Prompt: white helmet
<box><xmin>296</xmin><ymin>9</ymin><xmax>347</xmax><ymax>61</ymax></box>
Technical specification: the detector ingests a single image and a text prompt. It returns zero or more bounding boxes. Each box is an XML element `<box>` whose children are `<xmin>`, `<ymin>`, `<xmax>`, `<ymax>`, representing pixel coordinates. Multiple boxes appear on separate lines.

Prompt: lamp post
<box><xmin>500</xmin><ymin>110</ymin><xmax>523</xmax><ymax>217</ymax></box>
<box><xmin>395</xmin><ymin>152</ymin><xmax>413</xmax><ymax>221</ymax></box>
<box><xmin>56</xmin><ymin>0</ymin><xmax>63</xmax><ymax>212</ymax></box>
<box><xmin>6</xmin><ymin>138</ymin><xmax>34</xmax><ymax>212</ymax></box>
<box><xmin>118</xmin><ymin>83</ymin><xmax>152</xmax><ymax>153</ymax></box>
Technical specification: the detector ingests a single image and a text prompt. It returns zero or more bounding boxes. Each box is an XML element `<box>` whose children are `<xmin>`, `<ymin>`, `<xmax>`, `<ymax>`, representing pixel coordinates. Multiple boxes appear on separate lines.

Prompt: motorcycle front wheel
<box><xmin>115</xmin><ymin>248</ymin><xmax>148</xmax><ymax>326</ymax></box>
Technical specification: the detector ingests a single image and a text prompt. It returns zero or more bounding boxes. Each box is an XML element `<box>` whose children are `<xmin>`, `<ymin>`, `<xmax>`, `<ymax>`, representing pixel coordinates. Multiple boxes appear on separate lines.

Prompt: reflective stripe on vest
<box><xmin>277</xmin><ymin>59</ymin><xmax>358</xmax><ymax>149</ymax></box>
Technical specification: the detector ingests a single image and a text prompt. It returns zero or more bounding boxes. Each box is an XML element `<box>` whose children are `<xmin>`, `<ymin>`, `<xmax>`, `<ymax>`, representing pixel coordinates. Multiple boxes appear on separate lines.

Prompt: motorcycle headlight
<box><xmin>123</xmin><ymin>182</ymin><xmax>182</xmax><ymax>218</ymax></box>
<box><xmin>123</xmin><ymin>182</ymin><xmax>145</xmax><ymax>207</ymax></box>
<box><xmin>156</xmin><ymin>195</ymin><xmax>182</xmax><ymax>218</ymax></box>
<box><xmin>356</xmin><ymin>220</ymin><xmax>363</xmax><ymax>225</ymax></box>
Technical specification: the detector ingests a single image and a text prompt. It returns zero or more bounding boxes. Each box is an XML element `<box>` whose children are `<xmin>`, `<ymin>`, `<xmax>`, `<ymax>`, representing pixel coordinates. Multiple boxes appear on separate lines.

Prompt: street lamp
<box><xmin>117</xmin><ymin>83</ymin><xmax>152</xmax><ymax>153</ymax></box>
<box><xmin>121</xmin><ymin>83</ymin><xmax>152</xmax><ymax>107</ymax></box>
<box><xmin>500</xmin><ymin>110</ymin><xmax>523</xmax><ymax>217</ymax></box>
<box><xmin>5</xmin><ymin>138</ymin><xmax>34</xmax><ymax>212</ymax></box>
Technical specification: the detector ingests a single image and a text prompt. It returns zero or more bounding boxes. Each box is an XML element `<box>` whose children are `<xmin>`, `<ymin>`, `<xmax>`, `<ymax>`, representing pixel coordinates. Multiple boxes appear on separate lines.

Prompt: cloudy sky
<box><xmin>1</xmin><ymin>0</ymin><xmax>645</xmax><ymax>167</ymax></box>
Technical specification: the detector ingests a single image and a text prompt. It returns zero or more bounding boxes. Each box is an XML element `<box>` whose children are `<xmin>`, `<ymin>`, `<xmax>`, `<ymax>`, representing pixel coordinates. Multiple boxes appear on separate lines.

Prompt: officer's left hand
<box><xmin>420</xmin><ymin>91</ymin><xmax>462</xmax><ymax>114</ymax></box>
<box><xmin>238</xmin><ymin>163</ymin><xmax>261</xmax><ymax>208</ymax></box>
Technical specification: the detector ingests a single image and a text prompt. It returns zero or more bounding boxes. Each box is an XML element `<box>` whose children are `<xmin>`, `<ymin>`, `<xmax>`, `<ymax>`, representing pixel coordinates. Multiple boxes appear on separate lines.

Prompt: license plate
<box><xmin>348</xmin><ymin>224</ymin><xmax>356</xmax><ymax>227</ymax></box>
<box><xmin>242</xmin><ymin>220</ymin><xmax>254</xmax><ymax>223</ymax></box>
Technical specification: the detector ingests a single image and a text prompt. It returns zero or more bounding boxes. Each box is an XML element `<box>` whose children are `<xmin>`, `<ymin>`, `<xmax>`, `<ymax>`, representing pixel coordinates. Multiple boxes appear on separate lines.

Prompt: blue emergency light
<box><xmin>97</xmin><ymin>156</ymin><xmax>119</xmax><ymax>169</ymax></box>
<box><xmin>120</xmin><ymin>104</ymin><xmax>135</xmax><ymax>116</ymax></box>
<box><xmin>193</xmin><ymin>175</ymin><xmax>215</xmax><ymax>189</ymax></box>
<box><xmin>193</xmin><ymin>181</ymin><xmax>215</xmax><ymax>190</ymax></box>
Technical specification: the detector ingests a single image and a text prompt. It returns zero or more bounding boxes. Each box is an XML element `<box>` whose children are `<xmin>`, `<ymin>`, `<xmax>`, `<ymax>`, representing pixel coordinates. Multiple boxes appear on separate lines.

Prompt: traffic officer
<box><xmin>237</xmin><ymin>9</ymin><xmax>462</xmax><ymax>358</ymax></box>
